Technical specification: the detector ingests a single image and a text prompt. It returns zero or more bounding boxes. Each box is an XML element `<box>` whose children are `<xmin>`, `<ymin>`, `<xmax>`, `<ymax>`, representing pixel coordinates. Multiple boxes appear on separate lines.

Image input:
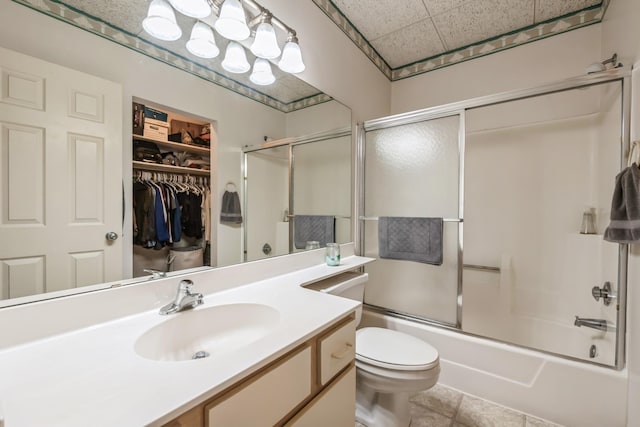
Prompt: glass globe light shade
<box><xmin>142</xmin><ymin>0</ymin><xmax>182</xmax><ymax>41</ymax></box>
<box><xmin>186</xmin><ymin>22</ymin><xmax>220</xmax><ymax>58</ymax></box>
<box><xmin>278</xmin><ymin>40</ymin><xmax>305</xmax><ymax>73</ymax></box>
<box><xmin>250</xmin><ymin>58</ymin><xmax>276</xmax><ymax>85</ymax></box>
<box><xmin>221</xmin><ymin>41</ymin><xmax>250</xmax><ymax>73</ymax></box>
<box><xmin>214</xmin><ymin>0</ymin><xmax>250</xmax><ymax>41</ymax></box>
<box><xmin>250</xmin><ymin>21</ymin><xmax>281</xmax><ymax>59</ymax></box>
<box><xmin>168</xmin><ymin>0</ymin><xmax>211</xmax><ymax>19</ymax></box>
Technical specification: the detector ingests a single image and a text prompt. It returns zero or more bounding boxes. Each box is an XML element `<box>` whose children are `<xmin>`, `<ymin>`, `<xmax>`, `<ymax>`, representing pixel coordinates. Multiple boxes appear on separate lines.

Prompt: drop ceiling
<box><xmin>11</xmin><ymin>0</ymin><xmax>608</xmax><ymax>111</ymax></box>
<box><xmin>314</xmin><ymin>0</ymin><xmax>607</xmax><ymax>80</ymax></box>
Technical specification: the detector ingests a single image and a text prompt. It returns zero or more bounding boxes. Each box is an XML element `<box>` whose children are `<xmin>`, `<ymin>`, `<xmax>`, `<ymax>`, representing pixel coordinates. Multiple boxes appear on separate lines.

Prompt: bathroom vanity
<box><xmin>0</xmin><ymin>246</ymin><xmax>373</xmax><ymax>427</ymax></box>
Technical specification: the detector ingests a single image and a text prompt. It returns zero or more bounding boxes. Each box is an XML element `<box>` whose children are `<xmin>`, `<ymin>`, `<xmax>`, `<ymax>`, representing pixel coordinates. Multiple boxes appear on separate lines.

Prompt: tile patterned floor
<box><xmin>355</xmin><ymin>384</ymin><xmax>564</xmax><ymax>427</ymax></box>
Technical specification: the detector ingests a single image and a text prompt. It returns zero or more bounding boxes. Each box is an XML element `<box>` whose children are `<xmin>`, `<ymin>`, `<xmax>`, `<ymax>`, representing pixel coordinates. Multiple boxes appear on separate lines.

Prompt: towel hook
<box><xmin>225</xmin><ymin>182</ymin><xmax>237</xmax><ymax>192</ymax></box>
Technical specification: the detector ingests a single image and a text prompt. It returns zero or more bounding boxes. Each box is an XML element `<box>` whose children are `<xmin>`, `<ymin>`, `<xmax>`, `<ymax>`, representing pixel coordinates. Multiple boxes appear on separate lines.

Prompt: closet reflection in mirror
<box><xmin>244</xmin><ymin>129</ymin><xmax>352</xmax><ymax>262</ymax></box>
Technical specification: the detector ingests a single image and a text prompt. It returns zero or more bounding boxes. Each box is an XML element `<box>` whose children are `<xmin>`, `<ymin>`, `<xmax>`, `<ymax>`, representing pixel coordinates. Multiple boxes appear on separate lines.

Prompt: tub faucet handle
<box><xmin>591</xmin><ymin>282</ymin><xmax>615</xmax><ymax>306</ymax></box>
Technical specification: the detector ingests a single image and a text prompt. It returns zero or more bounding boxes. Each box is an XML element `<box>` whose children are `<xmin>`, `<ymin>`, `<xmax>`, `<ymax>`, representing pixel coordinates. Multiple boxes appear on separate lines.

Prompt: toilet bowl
<box><xmin>354</xmin><ymin>327</ymin><xmax>440</xmax><ymax>427</ymax></box>
<box><xmin>313</xmin><ymin>272</ymin><xmax>441</xmax><ymax>427</ymax></box>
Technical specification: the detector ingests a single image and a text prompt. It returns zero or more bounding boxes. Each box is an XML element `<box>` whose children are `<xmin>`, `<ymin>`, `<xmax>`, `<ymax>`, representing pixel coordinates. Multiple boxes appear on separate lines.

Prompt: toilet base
<box><xmin>356</xmin><ymin>385</ymin><xmax>411</xmax><ymax>427</ymax></box>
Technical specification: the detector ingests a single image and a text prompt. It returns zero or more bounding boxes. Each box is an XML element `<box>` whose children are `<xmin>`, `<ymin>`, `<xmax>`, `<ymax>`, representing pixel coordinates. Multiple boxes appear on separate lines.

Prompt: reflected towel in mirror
<box><xmin>220</xmin><ymin>190</ymin><xmax>243</xmax><ymax>224</ymax></box>
<box><xmin>378</xmin><ymin>217</ymin><xmax>443</xmax><ymax>265</ymax></box>
<box><xmin>294</xmin><ymin>215</ymin><xmax>335</xmax><ymax>249</ymax></box>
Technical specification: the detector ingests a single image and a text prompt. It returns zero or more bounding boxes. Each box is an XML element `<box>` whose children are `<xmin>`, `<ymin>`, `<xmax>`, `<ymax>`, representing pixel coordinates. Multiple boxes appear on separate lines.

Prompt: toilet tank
<box><xmin>304</xmin><ymin>271</ymin><xmax>368</xmax><ymax>325</ymax></box>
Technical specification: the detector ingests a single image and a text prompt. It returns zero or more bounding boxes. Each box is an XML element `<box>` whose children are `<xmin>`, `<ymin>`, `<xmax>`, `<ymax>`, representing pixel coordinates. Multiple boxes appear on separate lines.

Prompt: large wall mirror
<box><xmin>0</xmin><ymin>0</ymin><xmax>353</xmax><ymax>307</ymax></box>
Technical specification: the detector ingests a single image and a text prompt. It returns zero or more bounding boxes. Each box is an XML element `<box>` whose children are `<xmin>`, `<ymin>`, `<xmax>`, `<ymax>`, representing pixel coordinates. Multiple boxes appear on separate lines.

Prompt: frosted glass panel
<box><xmin>292</xmin><ymin>135</ymin><xmax>351</xmax><ymax>246</ymax></box>
<box><xmin>363</xmin><ymin>115</ymin><xmax>460</xmax><ymax>325</ymax></box>
<box><xmin>463</xmin><ymin>81</ymin><xmax>621</xmax><ymax>366</ymax></box>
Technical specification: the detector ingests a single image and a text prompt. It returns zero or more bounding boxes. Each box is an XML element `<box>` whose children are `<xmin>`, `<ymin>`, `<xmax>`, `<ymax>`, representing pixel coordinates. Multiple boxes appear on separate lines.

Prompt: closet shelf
<box><xmin>133</xmin><ymin>161</ymin><xmax>210</xmax><ymax>176</ymax></box>
<box><xmin>133</xmin><ymin>135</ymin><xmax>210</xmax><ymax>155</ymax></box>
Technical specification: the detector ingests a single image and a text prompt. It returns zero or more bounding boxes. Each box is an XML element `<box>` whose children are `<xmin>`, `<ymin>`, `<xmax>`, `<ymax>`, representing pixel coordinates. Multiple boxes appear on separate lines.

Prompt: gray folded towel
<box><xmin>294</xmin><ymin>215</ymin><xmax>335</xmax><ymax>249</ymax></box>
<box><xmin>604</xmin><ymin>164</ymin><xmax>640</xmax><ymax>243</ymax></box>
<box><xmin>220</xmin><ymin>191</ymin><xmax>242</xmax><ymax>224</ymax></box>
<box><xmin>378</xmin><ymin>216</ymin><xmax>443</xmax><ymax>265</ymax></box>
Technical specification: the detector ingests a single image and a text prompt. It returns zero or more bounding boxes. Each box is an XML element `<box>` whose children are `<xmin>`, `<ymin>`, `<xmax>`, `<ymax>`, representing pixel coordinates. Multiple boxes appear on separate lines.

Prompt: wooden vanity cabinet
<box><xmin>162</xmin><ymin>313</ymin><xmax>356</xmax><ymax>427</ymax></box>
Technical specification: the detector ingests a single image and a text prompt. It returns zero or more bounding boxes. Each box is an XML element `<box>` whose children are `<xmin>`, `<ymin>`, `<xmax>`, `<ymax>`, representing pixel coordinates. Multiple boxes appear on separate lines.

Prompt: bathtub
<box><xmin>361</xmin><ymin>309</ymin><xmax>628</xmax><ymax>427</ymax></box>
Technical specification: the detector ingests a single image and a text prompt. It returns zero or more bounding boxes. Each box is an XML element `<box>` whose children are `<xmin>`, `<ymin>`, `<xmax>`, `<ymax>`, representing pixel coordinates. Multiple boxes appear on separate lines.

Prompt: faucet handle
<box><xmin>178</xmin><ymin>279</ymin><xmax>194</xmax><ymax>293</ymax></box>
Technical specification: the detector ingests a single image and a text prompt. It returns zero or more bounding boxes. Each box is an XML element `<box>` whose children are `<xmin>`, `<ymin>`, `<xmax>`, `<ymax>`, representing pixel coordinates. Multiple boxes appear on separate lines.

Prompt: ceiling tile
<box><xmin>371</xmin><ymin>18</ymin><xmax>445</xmax><ymax>69</ymax></box>
<box><xmin>535</xmin><ymin>0</ymin><xmax>601</xmax><ymax>23</ymax></box>
<box><xmin>421</xmin><ymin>0</ymin><xmax>471</xmax><ymax>16</ymax></box>
<box><xmin>331</xmin><ymin>0</ymin><xmax>429</xmax><ymax>41</ymax></box>
<box><xmin>432</xmin><ymin>0</ymin><xmax>534</xmax><ymax>51</ymax></box>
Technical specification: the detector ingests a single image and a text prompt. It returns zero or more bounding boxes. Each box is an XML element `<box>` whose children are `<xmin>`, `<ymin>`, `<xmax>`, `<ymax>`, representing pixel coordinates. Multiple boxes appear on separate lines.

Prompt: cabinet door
<box><xmin>206</xmin><ymin>346</ymin><xmax>311</xmax><ymax>426</ymax></box>
<box><xmin>285</xmin><ymin>366</ymin><xmax>355</xmax><ymax>427</ymax></box>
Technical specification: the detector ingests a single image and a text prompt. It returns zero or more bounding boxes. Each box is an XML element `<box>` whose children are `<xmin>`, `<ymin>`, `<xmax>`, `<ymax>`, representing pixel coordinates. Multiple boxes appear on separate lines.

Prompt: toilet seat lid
<box><xmin>356</xmin><ymin>327</ymin><xmax>439</xmax><ymax>371</ymax></box>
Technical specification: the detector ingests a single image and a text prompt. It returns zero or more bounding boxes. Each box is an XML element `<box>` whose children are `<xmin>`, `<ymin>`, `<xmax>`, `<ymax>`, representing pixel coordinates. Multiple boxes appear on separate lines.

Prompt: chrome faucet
<box><xmin>574</xmin><ymin>316</ymin><xmax>608</xmax><ymax>332</ymax></box>
<box><xmin>144</xmin><ymin>268</ymin><xmax>167</xmax><ymax>279</ymax></box>
<box><xmin>159</xmin><ymin>280</ymin><xmax>203</xmax><ymax>315</ymax></box>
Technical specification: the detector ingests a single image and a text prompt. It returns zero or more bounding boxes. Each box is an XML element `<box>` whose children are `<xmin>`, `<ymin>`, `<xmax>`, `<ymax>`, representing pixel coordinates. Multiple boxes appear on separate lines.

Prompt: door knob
<box><xmin>105</xmin><ymin>231</ymin><xmax>119</xmax><ymax>241</ymax></box>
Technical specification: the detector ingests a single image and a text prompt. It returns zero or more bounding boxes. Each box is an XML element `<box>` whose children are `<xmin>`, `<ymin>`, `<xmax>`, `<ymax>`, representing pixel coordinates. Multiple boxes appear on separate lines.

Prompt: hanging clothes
<box><xmin>133</xmin><ymin>172</ymin><xmax>210</xmax><ymax>248</ymax></box>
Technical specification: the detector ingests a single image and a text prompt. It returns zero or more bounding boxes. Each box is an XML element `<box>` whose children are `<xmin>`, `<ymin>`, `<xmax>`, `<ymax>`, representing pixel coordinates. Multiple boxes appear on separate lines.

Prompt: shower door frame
<box><xmin>356</xmin><ymin>68</ymin><xmax>631</xmax><ymax>370</ymax></box>
<box><xmin>242</xmin><ymin>127</ymin><xmax>352</xmax><ymax>261</ymax></box>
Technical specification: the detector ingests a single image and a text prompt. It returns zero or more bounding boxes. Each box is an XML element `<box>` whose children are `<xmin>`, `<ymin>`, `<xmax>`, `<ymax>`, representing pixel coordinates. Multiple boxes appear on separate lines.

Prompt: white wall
<box><xmin>285</xmin><ymin>100</ymin><xmax>352</xmax><ymax>137</ymax></box>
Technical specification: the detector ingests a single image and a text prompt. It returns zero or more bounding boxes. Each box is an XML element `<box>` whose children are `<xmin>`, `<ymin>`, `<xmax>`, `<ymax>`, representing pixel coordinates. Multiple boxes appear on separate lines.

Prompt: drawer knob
<box><xmin>331</xmin><ymin>343</ymin><xmax>353</xmax><ymax>359</ymax></box>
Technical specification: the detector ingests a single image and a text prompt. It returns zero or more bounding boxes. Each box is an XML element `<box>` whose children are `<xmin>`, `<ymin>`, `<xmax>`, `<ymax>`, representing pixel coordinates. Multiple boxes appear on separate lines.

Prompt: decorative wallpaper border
<box><xmin>11</xmin><ymin>0</ymin><xmax>331</xmax><ymax>113</ymax></box>
<box><xmin>312</xmin><ymin>0</ymin><xmax>605</xmax><ymax>81</ymax></box>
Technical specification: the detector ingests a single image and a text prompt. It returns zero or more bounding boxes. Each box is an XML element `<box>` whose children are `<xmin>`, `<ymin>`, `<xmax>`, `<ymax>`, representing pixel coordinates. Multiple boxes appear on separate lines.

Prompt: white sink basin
<box><xmin>135</xmin><ymin>303</ymin><xmax>280</xmax><ymax>362</ymax></box>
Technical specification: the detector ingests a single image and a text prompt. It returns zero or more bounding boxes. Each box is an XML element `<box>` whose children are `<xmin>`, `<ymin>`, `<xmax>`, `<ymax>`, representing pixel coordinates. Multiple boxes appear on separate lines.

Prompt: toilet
<box><xmin>318</xmin><ymin>272</ymin><xmax>441</xmax><ymax>427</ymax></box>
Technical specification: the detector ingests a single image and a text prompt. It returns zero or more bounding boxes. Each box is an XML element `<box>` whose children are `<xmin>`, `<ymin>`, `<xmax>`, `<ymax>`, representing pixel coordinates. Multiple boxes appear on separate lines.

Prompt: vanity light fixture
<box><xmin>142</xmin><ymin>0</ymin><xmax>182</xmax><ymax>41</ymax></box>
<box><xmin>250</xmin><ymin>58</ymin><xmax>276</xmax><ymax>85</ymax></box>
<box><xmin>250</xmin><ymin>12</ymin><xmax>281</xmax><ymax>59</ymax></box>
<box><xmin>142</xmin><ymin>0</ymin><xmax>305</xmax><ymax>85</ymax></box>
<box><xmin>186</xmin><ymin>21</ymin><xmax>220</xmax><ymax>58</ymax></box>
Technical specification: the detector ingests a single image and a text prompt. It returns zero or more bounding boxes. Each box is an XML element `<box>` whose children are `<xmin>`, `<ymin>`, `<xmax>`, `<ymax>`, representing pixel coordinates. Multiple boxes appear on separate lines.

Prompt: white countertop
<box><xmin>0</xmin><ymin>255</ymin><xmax>373</xmax><ymax>427</ymax></box>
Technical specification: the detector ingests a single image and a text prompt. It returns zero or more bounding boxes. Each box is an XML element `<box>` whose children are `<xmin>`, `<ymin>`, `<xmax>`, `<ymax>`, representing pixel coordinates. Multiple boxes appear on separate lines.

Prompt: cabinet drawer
<box><xmin>206</xmin><ymin>346</ymin><xmax>311</xmax><ymax>426</ymax></box>
<box><xmin>318</xmin><ymin>318</ymin><xmax>356</xmax><ymax>385</ymax></box>
<box><xmin>285</xmin><ymin>365</ymin><xmax>355</xmax><ymax>427</ymax></box>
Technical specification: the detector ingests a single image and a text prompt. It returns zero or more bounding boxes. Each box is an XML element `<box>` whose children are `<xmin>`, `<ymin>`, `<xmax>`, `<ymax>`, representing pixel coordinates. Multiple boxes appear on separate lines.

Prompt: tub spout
<box><xmin>574</xmin><ymin>316</ymin><xmax>608</xmax><ymax>332</ymax></box>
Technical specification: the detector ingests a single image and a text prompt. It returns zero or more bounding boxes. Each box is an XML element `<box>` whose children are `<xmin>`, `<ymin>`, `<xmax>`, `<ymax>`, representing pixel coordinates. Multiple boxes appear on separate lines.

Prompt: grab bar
<box><xmin>462</xmin><ymin>264</ymin><xmax>500</xmax><ymax>273</ymax></box>
<box><xmin>359</xmin><ymin>216</ymin><xmax>462</xmax><ymax>222</ymax></box>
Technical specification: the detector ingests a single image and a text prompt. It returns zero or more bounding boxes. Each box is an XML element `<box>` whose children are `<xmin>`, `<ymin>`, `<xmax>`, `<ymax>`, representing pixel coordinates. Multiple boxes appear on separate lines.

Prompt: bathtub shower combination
<box><xmin>355</xmin><ymin>69</ymin><xmax>631</xmax><ymax>426</ymax></box>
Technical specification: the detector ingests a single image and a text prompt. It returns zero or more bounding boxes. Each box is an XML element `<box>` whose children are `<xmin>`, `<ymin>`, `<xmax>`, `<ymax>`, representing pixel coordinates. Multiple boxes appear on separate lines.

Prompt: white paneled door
<box><xmin>0</xmin><ymin>47</ymin><xmax>123</xmax><ymax>300</ymax></box>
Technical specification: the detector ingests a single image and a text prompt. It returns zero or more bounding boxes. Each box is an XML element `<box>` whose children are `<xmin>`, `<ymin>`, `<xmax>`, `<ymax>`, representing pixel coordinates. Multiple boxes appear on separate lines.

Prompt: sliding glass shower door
<box><xmin>362</xmin><ymin>115</ymin><xmax>462</xmax><ymax>326</ymax></box>
<box><xmin>359</xmin><ymin>72</ymin><xmax>629</xmax><ymax>368</ymax></box>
